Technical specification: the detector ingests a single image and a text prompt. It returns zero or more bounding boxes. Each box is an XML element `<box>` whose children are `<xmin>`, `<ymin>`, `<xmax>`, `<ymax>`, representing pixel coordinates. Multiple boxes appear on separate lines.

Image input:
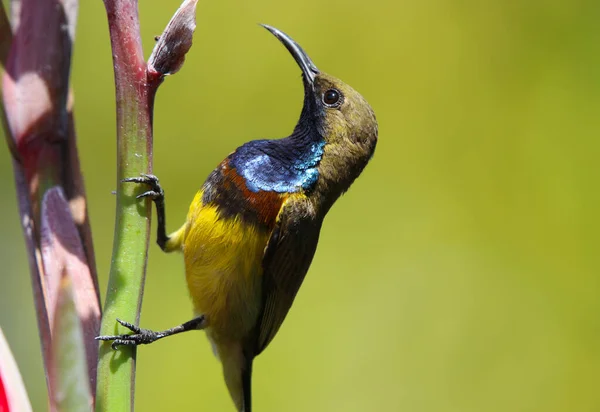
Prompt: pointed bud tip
<box><xmin>147</xmin><ymin>0</ymin><xmax>199</xmax><ymax>76</ymax></box>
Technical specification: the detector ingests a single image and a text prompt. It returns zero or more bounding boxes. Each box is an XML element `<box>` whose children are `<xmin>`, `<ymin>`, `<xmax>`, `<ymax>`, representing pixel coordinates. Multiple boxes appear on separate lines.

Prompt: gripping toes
<box><xmin>122</xmin><ymin>173</ymin><xmax>164</xmax><ymax>201</ymax></box>
<box><xmin>96</xmin><ymin>318</ymin><xmax>161</xmax><ymax>350</ymax></box>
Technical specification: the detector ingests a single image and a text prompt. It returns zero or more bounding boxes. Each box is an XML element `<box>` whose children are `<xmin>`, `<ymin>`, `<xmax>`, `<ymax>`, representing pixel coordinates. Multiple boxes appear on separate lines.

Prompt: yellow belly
<box><xmin>181</xmin><ymin>191</ymin><xmax>270</xmax><ymax>342</ymax></box>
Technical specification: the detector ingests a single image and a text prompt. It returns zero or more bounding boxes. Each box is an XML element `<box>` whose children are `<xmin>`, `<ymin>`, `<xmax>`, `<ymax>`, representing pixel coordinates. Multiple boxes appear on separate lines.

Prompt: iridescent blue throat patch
<box><xmin>230</xmin><ymin>139</ymin><xmax>326</xmax><ymax>193</ymax></box>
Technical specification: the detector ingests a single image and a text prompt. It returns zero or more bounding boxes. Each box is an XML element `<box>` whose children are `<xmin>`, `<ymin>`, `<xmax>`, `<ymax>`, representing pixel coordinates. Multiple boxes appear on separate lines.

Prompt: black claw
<box><xmin>122</xmin><ymin>172</ymin><xmax>169</xmax><ymax>250</ymax></box>
<box><xmin>122</xmin><ymin>173</ymin><xmax>158</xmax><ymax>185</ymax></box>
<box><xmin>136</xmin><ymin>190</ymin><xmax>161</xmax><ymax>200</ymax></box>
<box><xmin>95</xmin><ymin>335</ymin><xmax>113</xmax><ymax>341</ymax></box>
<box><xmin>110</xmin><ymin>339</ymin><xmax>138</xmax><ymax>349</ymax></box>
<box><xmin>122</xmin><ymin>177</ymin><xmax>146</xmax><ymax>184</ymax></box>
<box><xmin>96</xmin><ymin>319</ymin><xmax>161</xmax><ymax>350</ymax></box>
<box><xmin>122</xmin><ymin>173</ymin><xmax>164</xmax><ymax>201</ymax></box>
<box><xmin>116</xmin><ymin>318</ymin><xmax>141</xmax><ymax>333</ymax></box>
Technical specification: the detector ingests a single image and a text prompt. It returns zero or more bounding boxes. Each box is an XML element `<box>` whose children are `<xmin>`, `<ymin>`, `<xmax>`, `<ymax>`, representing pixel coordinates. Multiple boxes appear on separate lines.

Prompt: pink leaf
<box><xmin>40</xmin><ymin>186</ymin><xmax>100</xmax><ymax>400</ymax></box>
<box><xmin>2</xmin><ymin>0</ymin><xmax>77</xmax><ymax>146</ymax></box>
<box><xmin>48</xmin><ymin>276</ymin><xmax>92</xmax><ymax>411</ymax></box>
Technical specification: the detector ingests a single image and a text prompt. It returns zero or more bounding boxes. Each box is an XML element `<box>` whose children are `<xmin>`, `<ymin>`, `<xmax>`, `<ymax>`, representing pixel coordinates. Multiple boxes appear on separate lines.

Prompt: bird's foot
<box><xmin>122</xmin><ymin>173</ymin><xmax>164</xmax><ymax>202</ymax></box>
<box><xmin>96</xmin><ymin>318</ymin><xmax>165</xmax><ymax>350</ymax></box>
<box><xmin>122</xmin><ymin>173</ymin><xmax>170</xmax><ymax>249</ymax></box>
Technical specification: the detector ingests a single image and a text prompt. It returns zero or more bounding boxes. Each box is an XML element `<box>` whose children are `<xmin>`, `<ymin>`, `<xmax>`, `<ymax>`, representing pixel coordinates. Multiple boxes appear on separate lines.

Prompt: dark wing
<box><xmin>254</xmin><ymin>195</ymin><xmax>322</xmax><ymax>356</ymax></box>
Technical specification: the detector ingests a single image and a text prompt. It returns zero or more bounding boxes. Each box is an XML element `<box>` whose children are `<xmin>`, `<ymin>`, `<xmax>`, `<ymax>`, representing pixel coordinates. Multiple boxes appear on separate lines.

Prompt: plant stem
<box><xmin>96</xmin><ymin>0</ymin><xmax>198</xmax><ymax>409</ymax></box>
<box><xmin>96</xmin><ymin>1</ymin><xmax>159</xmax><ymax>410</ymax></box>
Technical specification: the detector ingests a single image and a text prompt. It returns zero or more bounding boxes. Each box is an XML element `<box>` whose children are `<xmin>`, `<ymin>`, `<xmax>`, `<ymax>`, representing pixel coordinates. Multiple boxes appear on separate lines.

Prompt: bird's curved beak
<box><xmin>261</xmin><ymin>24</ymin><xmax>319</xmax><ymax>84</ymax></box>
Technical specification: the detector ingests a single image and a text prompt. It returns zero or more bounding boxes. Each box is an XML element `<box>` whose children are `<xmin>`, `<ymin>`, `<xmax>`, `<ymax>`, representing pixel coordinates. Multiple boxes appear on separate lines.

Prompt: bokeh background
<box><xmin>1</xmin><ymin>0</ymin><xmax>600</xmax><ymax>411</ymax></box>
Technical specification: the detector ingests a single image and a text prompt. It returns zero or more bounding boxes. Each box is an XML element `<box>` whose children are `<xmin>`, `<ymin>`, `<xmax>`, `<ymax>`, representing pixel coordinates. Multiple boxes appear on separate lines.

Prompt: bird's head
<box><xmin>262</xmin><ymin>25</ymin><xmax>378</xmax><ymax>205</ymax></box>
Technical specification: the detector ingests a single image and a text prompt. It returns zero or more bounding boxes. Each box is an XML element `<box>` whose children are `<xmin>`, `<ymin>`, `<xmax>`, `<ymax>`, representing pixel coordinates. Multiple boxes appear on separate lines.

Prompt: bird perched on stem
<box><xmin>97</xmin><ymin>24</ymin><xmax>378</xmax><ymax>411</ymax></box>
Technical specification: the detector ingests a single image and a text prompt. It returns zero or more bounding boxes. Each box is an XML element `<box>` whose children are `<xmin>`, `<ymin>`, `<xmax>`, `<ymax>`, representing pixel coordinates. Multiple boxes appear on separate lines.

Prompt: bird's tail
<box><xmin>241</xmin><ymin>355</ymin><xmax>253</xmax><ymax>412</ymax></box>
<box><xmin>220</xmin><ymin>342</ymin><xmax>253</xmax><ymax>412</ymax></box>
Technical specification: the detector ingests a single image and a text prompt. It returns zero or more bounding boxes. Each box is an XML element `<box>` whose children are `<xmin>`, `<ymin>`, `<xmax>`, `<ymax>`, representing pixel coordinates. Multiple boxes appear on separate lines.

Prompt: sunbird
<box><xmin>98</xmin><ymin>24</ymin><xmax>378</xmax><ymax>411</ymax></box>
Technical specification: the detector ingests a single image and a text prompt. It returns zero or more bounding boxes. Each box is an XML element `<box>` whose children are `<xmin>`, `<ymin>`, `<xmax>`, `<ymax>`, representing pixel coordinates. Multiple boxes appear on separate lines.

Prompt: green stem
<box><xmin>96</xmin><ymin>0</ymin><xmax>160</xmax><ymax>410</ymax></box>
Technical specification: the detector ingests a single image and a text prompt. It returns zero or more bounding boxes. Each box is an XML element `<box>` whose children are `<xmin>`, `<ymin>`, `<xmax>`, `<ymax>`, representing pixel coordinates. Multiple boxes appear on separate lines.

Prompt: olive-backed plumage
<box><xmin>97</xmin><ymin>25</ymin><xmax>378</xmax><ymax>412</ymax></box>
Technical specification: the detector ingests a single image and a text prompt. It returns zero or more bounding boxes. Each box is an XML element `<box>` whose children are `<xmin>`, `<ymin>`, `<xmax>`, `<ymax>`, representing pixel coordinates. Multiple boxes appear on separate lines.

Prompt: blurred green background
<box><xmin>1</xmin><ymin>0</ymin><xmax>600</xmax><ymax>411</ymax></box>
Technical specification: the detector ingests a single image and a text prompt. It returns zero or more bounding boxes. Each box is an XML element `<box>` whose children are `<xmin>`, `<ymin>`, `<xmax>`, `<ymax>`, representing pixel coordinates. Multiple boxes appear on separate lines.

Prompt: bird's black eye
<box><xmin>323</xmin><ymin>89</ymin><xmax>343</xmax><ymax>107</ymax></box>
